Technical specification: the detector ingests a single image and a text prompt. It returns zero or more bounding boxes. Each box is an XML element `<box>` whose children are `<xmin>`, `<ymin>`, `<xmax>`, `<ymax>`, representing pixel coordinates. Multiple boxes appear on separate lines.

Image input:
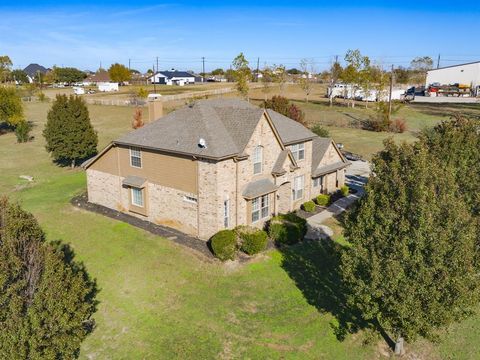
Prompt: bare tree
<box><xmin>298</xmin><ymin>58</ymin><xmax>316</xmax><ymax>103</ymax></box>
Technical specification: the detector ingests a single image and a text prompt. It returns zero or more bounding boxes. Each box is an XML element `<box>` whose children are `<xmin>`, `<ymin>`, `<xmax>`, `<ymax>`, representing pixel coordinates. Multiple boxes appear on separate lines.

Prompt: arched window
<box><xmin>253</xmin><ymin>146</ymin><xmax>263</xmax><ymax>174</ymax></box>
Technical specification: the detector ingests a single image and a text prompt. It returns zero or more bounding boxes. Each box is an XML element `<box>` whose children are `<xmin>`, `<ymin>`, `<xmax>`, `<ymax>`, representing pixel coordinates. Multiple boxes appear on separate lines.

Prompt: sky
<box><xmin>1</xmin><ymin>1</ymin><xmax>480</xmax><ymax>73</ymax></box>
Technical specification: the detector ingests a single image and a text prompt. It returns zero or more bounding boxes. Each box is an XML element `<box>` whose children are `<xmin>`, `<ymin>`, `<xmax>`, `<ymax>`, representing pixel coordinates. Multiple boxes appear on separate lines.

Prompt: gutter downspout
<box><xmin>235</xmin><ymin>159</ymin><xmax>239</xmax><ymax>227</ymax></box>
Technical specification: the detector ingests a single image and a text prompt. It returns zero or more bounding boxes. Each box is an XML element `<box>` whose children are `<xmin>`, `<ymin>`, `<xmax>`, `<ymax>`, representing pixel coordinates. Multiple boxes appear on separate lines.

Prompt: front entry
<box><xmin>276</xmin><ymin>181</ymin><xmax>291</xmax><ymax>214</ymax></box>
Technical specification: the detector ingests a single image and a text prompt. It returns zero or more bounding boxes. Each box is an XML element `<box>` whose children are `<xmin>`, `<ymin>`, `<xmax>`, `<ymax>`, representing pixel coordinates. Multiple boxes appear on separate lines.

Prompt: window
<box><xmin>183</xmin><ymin>195</ymin><xmax>197</xmax><ymax>204</ymax></box>
<box><xmin>131</xmin><ymin>188</ymin><xmax>144</xmax><ymax>207</ymax></box>
<box><xmin>252</xmin><ymin>194</ymin><xmax>269</xmax><ymax>223</ymax></box>
<box><xmin>290</xmin><ymin>143</ymin><xmax>305</xmax><ymax>161</ymax></box>
<box><xmin>313</xmin><ymin>176</ymin><xmax>323</xmax><ymax>188</ymax></box>
<box><xmin>292</xmin><ymin>175</ymin><xmax>304</xmax><ymax>201</ymax></box>
<box><xmin>224</xmin><ymin>199</ymin><xmax>230</xmax><ymax>228</ymax></box>
<box><xmin>253</xmin><ymin>146</ymin><xmax>263</xmax><ymax>174</ymax></box>
<box><xmin>130</xmin><ymin>147</ymin><xmax>142</xmax><ymax>168</ymax></box>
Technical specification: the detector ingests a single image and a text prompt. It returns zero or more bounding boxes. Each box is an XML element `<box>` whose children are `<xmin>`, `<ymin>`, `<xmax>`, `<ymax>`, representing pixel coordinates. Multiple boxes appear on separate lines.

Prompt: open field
<box><xmin>2</xmin><ymin>93</ymin><xmax>480</xmax><ymax>358</ymax></box>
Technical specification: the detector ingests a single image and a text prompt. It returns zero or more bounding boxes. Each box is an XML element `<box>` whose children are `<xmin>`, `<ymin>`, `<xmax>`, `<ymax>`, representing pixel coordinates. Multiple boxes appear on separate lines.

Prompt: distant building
<box><xmin>83</xmin><ymin>69</ymin><xmax>111</xmax><ymax>86</ymax></box>
<box><xmin>23</xmin><ymin>63</ymin><xmax>49</xmax><ymax>83</ymax></box>
<box><xmin>426</xmin><ymin>61</ymin><xmax>480</xmax><ymax>96</ymax></box>
<box><xmin>148</xmin><ymin>70</ymin><xmax>196</xmax><ymax>85</ymax></box>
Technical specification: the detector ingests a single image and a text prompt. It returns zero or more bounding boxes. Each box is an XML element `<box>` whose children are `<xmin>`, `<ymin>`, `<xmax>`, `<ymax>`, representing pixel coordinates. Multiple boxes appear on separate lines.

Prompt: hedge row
<box><xmin>210</xmin><ymin>226</ymin><xmax>268</xmax><ymax>261</ymax></box>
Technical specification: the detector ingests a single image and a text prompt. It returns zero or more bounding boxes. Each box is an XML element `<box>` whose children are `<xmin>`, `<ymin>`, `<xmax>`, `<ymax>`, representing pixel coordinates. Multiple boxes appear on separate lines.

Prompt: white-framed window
<box><xmin>252</xmin><ymin>194</ymin><xmax>269</xmax><ymax>223</ymax></box>
<box><xmin>131</xmin><ymin>187</ymin><xmax>144</xmax><ymax>207</ymax></box>
<box><xmin>292</xmin><ymin>175</ymin><xmax>304</xmax><ymax>201</ymax></box>
<box><xmin>253</xmin><ymin>146</ymin><xmax>263</xmax><ymax>174</ymax></box>
<box><xmin>224</xmin><ymin>199</ymin><xmax>230</xmax><ymax>228</ymax></box>
<box><xmin>183</xmin><ymin>195</ymin><xmax>198</xmax><ymax>204</ymax></box>
<box><xmin>290</xmin><ymin>143</ymin><xmax>305</xmax><ymax>161</ymax></box>
<box><xmin>313</xmin><ymin>176</ymin><xmax>323</xmax><ymax>188</ymax></box>
<box><xmin>130</xmin><ymin>147</ymin><xmax>142</xmax><ymax>168</ymax></box>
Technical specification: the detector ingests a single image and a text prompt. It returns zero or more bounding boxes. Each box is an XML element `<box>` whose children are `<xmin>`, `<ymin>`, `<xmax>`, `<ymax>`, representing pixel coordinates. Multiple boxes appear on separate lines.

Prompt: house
<box><xmin>83</xmin><ymin>69</ymin><xmax>110</xmax><ymax>86</ymax></box>
<box><xmin>83</xmin><ymin>99</ymin><xmax>349</xmax><ymax>239</ymax></box>
<box><xmin>23</xmin><ymin>63</ymin><xmax>49</xmax><ymax>83</ymax></box>
<box><xmin>148</xmin><ymin>70</ymin><xmax>196</xmax><ymax>85</ymax></box>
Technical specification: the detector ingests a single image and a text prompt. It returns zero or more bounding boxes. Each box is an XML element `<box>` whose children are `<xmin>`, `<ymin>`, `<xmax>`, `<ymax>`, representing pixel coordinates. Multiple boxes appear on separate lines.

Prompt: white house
<box><xmin>148</xmin><ymin>70</ymin><xmax>196</xmax><ymax>85</ymax></box>
<box><xmin>426</xmin><ymin>61</ymin><xmax>480</xmax><ymax>96</ymax></box>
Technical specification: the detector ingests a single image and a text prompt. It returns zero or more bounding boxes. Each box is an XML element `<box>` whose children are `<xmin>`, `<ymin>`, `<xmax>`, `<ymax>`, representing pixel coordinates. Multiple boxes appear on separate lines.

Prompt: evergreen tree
<box><xmin>341</xmin><ymin>140</ymin><xmax>480</xmax><ymax>343</ymax></box>
<box><xmin>0</xmin><ymin>198</ymin><xmax>97</xmax><ymax>359</ymax></box>
<box><xmin>43</xmin><ymin>95</ymin><xmax>98</xmax><ymax>167</ymax></box>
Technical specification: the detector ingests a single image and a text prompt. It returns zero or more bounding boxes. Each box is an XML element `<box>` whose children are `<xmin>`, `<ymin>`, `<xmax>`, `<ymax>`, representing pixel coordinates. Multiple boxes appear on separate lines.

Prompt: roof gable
<box><xmin>267</xmin><ymin>109</ymin><xmax>317</xmax><ymax>145</ymax></box>
<box><xmin>311</xmin><ymin>136</ymin><xmax>348</xmax><ymax>175</ymax></box>
<box><xmin>23</xmin><ymin>63</ymin><xmax>48</xmax><ymax>77</ymax></box>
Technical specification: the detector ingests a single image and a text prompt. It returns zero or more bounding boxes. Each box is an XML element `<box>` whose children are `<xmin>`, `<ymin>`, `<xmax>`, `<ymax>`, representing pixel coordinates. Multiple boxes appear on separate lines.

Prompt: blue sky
<box><xmin>1</xmin><ymin>1</ymin><xmax>480</xmax><ymax>73</ymax></box>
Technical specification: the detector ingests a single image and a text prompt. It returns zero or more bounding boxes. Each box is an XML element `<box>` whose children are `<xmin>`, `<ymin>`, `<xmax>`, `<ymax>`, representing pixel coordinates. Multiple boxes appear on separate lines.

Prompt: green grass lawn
<box><xmin>3</xmin><ymin>99</ymin><xmax>480</xmax><ymax>359</ymax></box>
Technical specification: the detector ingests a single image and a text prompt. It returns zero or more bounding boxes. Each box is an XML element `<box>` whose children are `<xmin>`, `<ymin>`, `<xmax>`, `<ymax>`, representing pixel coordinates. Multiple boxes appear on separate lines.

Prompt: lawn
<box><xmin>3</xmin><ymin>98</ymin><xmax>480</xmax><ymax>359</ymax></box>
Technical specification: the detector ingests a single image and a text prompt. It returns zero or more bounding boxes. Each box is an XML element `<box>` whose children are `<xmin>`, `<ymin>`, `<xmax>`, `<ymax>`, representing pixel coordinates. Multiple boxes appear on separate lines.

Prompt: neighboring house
<box><xmin>83</xmin><ymin>99</ymin><xmax>349</xmax><ymax>239</ymax></box>
<box><xmin>23</xmin><ymin>63</ymin><xmax>49</xmax><ymax>83</ymax></box>
<box><xmin>83</xmin><ymin>69</ymin><xmax>110</xmax><ymax>86</ymax></box>
<box><xmin>148</xmin><ymin>70</ymin><xmax>196</xmax><ymax>85</ymax></box>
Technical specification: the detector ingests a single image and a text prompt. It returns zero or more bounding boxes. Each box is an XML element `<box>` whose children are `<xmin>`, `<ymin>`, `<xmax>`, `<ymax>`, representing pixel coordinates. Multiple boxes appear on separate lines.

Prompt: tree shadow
<box><xmin>279</xmin><ymin>238</ymin><xmax>368</xmax><ymax>341</ymax></box>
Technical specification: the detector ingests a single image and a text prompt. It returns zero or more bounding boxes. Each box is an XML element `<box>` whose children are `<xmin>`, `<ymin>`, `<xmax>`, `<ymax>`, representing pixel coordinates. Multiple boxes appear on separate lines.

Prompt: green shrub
<box><xmin>311</xmin><ymin>124</ymin><xmax>330</xmax><ymax>137</ymax></box>
<box><xmin>236</xmin><ymin>226</ymin><xmax>268</xmax><ymax>255</ymax></box>
<box><xmin>302</xmin><ymin>200</ymin><xmax>316</xmax><ymax>212</ymax></box>
<box><xmin>316</xmin><ymin>194</ymin><xmax>331</xmax><ymax>206</ymax></box>
<box><xmin>210</xmin><ymin>230</ymin><xmax>237</xmax><ymax>261</ymax></box>
<box><xmin>37</xmin><ymin>92</ymin><xmax>47</xmax><ymax>102</ymax></box>
<box><xmin>268</xmin><ymin>213</ymin><xmax>307</xmax><ymax>246</ymax></box>
<box><xmin>15</xmin><ymin>120</ymin><xmax>33</xmax><ymax>143</ymax></box>
<box><xmin>340</xmin><ymin>185</ymin><xmax>349</xmax><ymax>197</ymax></box>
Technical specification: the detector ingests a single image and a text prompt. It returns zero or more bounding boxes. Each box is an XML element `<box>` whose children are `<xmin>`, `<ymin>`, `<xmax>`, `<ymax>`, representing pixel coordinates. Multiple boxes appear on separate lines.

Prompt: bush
<box><xmin>390</xmin><ymin>118</ymin><xmax>407</xmax><ymax>133</ymax></box>
<box><xmin>316</xmin><ymin>194</ymin><xmax>331</xmax><ymax>206</ymax></box>
<box><xmin>37</xmin><ymin>92</ymin><xmax>47</xmax><ymax>102</ymax></box>
<box><xmin>15</xmin><ymin>120</ymin><xmax>33</xmax><ymax>143</ymax></box>
<box><xmin>236</xmin><ymin>226</ymin><xmax>268</xmax><ymax>255</ymax></box>
<box><xmin>137</xmin><ymin>87</ymin><xmax>149</xmax><ymax>99</ymax></box>
<box><xmin>302</xmin><ymin>200</ymin><xmax>316</xmax><ymax>212</ymax></box>
<box><xmin>268</xmin><ymin>213</ymin><xmax>307</xmax><ymax>246</ymax></box>
<box><xmin>311</xmin><ymin>124</ymin><xmax>330</xmax><ymax>138</ymax></box>
<box><xmin>210</xmin><ymin>230</ymin><xmax>237</xmax><ymax>261</ymax></box>
<box><xmin>340</xmin><ymin>185</ymin><xmax>349</xmax><ymax>197</ymax></box>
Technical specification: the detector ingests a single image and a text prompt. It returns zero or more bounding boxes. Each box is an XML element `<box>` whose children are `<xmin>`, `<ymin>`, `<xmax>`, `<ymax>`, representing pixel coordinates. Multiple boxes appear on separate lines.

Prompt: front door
<box><xmin>277</xmin><ymin>181</ymin><xmax>291</xmax><ymax>214</ymax></box>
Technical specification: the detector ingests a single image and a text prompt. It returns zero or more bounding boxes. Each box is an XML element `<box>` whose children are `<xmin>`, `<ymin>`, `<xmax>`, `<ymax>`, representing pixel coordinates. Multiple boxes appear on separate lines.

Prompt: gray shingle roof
<box><xmin>266</xmin><ymin>109</ymin><xmax>317</xmax><ymax>145</ymax></box>
<box><xmin>312</xmin><ymin>162</ymin><xmax>349</xmax><ymax>177</ymax></box>
<box><xmin>115</xmin><ymin>99</ymin><xmax>317</xmax><ymax>160</ymax></box>
<box><xmin>159</xmin><ymin>70</ymin><xmax>195</xmax><ymax>78</ymax></box>
<box><xmin>122</xmin><ymin>175</ymin><xmax>147</xmax><ymax>188</ymax></box>
<box><xmin>23</xmin><ymin>63</ymin><xmax>48</xmax><ymax>77</ymax></box>
<box><xmin>272</xmin><ymin>150</ymin><xmax>289</xmax><ymax>175</ymax></box>
<box><xmin>242</xmin><ymin>178</ymin><xmax>278</xmax><ymax>199</ymax></box>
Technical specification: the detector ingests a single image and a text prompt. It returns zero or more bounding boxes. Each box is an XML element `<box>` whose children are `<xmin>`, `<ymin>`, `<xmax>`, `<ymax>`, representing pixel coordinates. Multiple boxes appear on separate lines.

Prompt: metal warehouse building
<box><xmin>426</xmin><ymin>61</ymin><xmax>480</xmax><ymax>95</ymax></box>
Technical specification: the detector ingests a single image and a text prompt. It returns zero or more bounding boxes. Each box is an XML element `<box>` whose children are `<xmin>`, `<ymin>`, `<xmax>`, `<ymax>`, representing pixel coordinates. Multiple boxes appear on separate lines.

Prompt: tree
<box><xmin>420</xmin><ymin>115</ymin><xmax>480</xmax><ymax>220</ymax></box>
<box><xmin>225</xmin><ymin>69</ymin><xmax>236</xmax><ymax>82</ymax></box>
<box><xmin>0</xmin><ymin>86</ymin><xmax>24</xmax><ymax>126</ymax></box>
<box><xmin>341</xmin><ymin>140</ymin><xmax>480</xmax><ymax>344</ymax></box>
<box><xmin>232</xmin><ymin>53</ymin><xmax>251</xmax><ymax>98</ymax></box>
<box><xmin>108</xmin><ymin>63</ymin><xmax>132</xmax><ymax>84</ymax></box>
<box><xmin>53</xmin><ymin>67</ymin><xmax>86</xmax><ymax>84</ymax></box>
<box><xmin>0</xmin><ymin>55</ymin><xmax>12</xmax><ymax>83</ymax></box>
<box><xmin>264</xmin><ymin>95</ymin><xmax>305</xmax><ymax>125</ymax></box>
<box><xmin>211</xmin><ymin>68</ymin><xmax>224</xmax><ymax>76</ymax></box>
<box><xmin>260</xmin><ymin>66</ymin><xmax>274</xmax><ymax>100</ymax></box>
<box><xmin>341</xmin><ymin>49</ymin><xmax>370</xmax><ymax>107</ymax></box>
<box><xmin>410</xmin><ymin>56</ymin><xmax>434</xmax><ymax>84</ymax></box>
<box><xmin>0</xmin><ymin>198</ymin><xmax>97</xmax><ymax>359</ymax></box>
<box><xmin>328</xmin><ymin>61</ymin><xmax>343</xmax><ymax>106</ymax></box>
<box><xmin>10</xmin><ymin>69</ymin><xmax>29</xmax><ymax>84</ymax></box>
<box><xmin>272</xmin><ymin>64</ymin><xmax>288</xmax><ymax>94</ymax></box>
<box><xmin>393</xmin><ymin>66</ymin><xmax>410</xmax><ymax>84</ymax></box>
<box><xmin>298</xmin><ymin>58</ymin><xmax>315</xmax><ymax>102</ymax></box>
<box><xmin>287</xmin><ymin>68</ymin><xmax>301</xmax><ymax>75</ymax></box>
<box><xmin>43</xmin><ymin>95</ymin><xmax>98</xmax><ymax>167</ymax></box>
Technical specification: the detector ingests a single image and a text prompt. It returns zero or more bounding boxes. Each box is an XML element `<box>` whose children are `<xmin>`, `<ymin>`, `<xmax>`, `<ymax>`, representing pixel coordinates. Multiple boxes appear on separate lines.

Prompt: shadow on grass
<box><xmin>279</xmin><ymin>238</ymin><xmax>367</xmax><ymax>341</ymax></box>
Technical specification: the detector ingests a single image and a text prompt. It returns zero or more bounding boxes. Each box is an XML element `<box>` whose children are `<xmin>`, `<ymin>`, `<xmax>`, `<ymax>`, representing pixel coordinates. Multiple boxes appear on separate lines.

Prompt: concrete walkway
<box><xmin>305</xmin><ymin>160</ymin><xmax>370</xmax><ymax>239</ymax></box>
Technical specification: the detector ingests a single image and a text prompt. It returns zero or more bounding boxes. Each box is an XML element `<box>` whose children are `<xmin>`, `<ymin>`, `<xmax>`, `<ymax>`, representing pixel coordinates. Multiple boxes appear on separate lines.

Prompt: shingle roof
<box><xmin>23</xmin><ymin>63</ymin><xmax>48</xmax><ymax>77</ymax></box>
<box><xmin>242</xmin><ymin>178</ymin><xmax>278</xmax><ymax>199</ymax></box>
<box><xmin>272</xmin><ymin>150</ymin><xmax>289</xmax><ymax>175</ymax></box>
<box><xmin>159</xmin><ymin>70</ymin><xmax>195</xmax><ymax>78</ymax></box>
<box><xmin>266</xmin><ymin>109</ymin><xmax>317</xmax><ymax>145</ymax></box>
<box><xmin>115</xmin><ymin>99</ymin><xmax>318</xmax><ymax>160</ymax></box>
<box><xmin>312</xmin><ymin>162</ymin><xmax>349</xmax><ymax>177</ymax></box>
<box><xmin>122</xmin><ymin>175</ymin><xmax>147</xmax><ymax>188</ymax></box>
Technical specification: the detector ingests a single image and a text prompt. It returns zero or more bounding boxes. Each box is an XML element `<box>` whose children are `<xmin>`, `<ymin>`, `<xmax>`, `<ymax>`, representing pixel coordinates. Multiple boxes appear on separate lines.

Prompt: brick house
<box><xmin>83</xmin><ymin>99</ymin><xmax>349</xmax><ymax>239</ymax></box>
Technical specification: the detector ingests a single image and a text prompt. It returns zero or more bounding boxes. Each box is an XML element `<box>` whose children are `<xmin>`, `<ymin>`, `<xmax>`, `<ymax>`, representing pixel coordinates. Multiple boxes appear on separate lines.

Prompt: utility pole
<box><xmin>156</xmin><ymin>56</ymin><xmax>159</xmax><ymax>73</ymax></box>
<box><xmin>128</xmin><ymin>59</ymin><xmax>131</xmax><ymax>71</ymax></box>
<box><xmin>335</xmin><ymin>55</ymin><xmax>339</xmax><ymax>64</ymax></box>
<box><xmin>202</xmin><ymin>57</ymin><xmax>205</xmax><ymax>83</ymax></box>
<box><xmin>153</xmin><ymin>61</ymin><xmax>157</xmax><ymax>93</ymax></box>
<box><xmin>388</xmin><ymin>64</ymin><xmax>394</xmax><ymax>122</ymax></box>
<box><xmin>437</xmin><ymin>54</ymin><xmax>441</xmax><ymax>69</ymax></box>
<box><xmin>256</xmin><ymin>57</ymin><xmax>260</xmax><ymax>82</ymax></box>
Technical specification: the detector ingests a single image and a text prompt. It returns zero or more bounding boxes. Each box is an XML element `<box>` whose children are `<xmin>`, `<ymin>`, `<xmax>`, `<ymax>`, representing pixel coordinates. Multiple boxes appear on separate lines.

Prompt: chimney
<box><xmin>148</xmin><ymin>94</ymin><xmax>163</xmax><ymax>122</ymax></box>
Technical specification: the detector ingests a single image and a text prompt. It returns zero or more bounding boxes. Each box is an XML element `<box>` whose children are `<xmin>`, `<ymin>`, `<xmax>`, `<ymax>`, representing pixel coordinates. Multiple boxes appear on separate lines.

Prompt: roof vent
<box><xmin>198</xmin><ymin>138</ymin><xmax>207</xmax><ymax>149</ymax></box>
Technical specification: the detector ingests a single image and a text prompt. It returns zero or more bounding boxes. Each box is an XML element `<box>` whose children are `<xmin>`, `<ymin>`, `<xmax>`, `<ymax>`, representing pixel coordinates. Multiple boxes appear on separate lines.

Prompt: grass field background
<box><xmin>1</xmin><ymin>91</ymin><xmax>480</xmax><ymax>358</ymax></box>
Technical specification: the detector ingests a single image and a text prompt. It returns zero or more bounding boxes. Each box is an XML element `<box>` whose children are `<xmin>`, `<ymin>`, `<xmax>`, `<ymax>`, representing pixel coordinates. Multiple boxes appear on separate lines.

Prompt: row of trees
<box><xmin>341</xmin><ymin>115</ymin><xmax>480</xmax><ymax>348</ymax></box>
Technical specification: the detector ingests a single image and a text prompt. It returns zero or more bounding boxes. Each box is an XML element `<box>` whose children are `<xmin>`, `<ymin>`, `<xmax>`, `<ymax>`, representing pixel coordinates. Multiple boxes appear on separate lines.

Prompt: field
<box><xmin>2</xmin><ymin>89</ymin><xmax>480</xmax><ymax>359</ymax></box>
